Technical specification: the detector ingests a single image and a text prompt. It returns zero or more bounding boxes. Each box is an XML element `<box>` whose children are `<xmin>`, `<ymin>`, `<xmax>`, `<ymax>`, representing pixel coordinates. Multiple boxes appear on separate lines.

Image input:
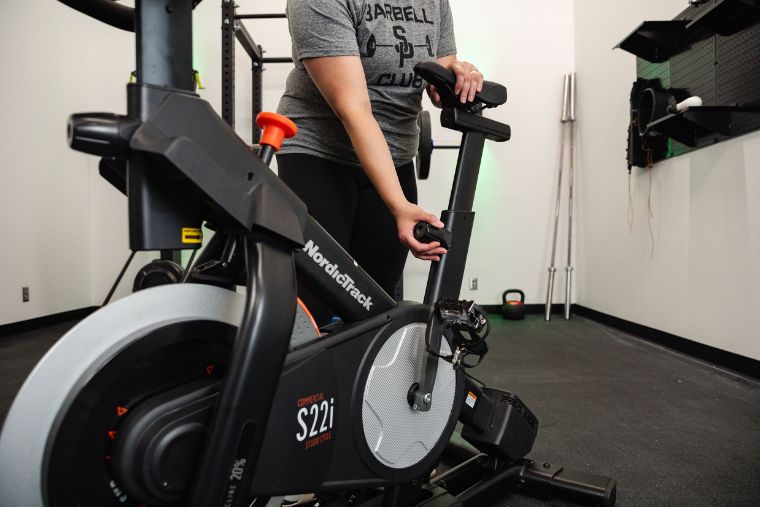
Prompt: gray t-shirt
<box><xmin>277</xmin><ymin>0</ymin><xmax>456</xmax><ymax>166</ymax></box>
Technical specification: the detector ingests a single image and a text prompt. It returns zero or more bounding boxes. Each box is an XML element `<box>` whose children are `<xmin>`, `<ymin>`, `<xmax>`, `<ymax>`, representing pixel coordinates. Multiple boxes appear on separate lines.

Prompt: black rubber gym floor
<box><xmin>1</xmin><ymin>314</ymin><xmax>759</xmax><ymax>506</ymax></box>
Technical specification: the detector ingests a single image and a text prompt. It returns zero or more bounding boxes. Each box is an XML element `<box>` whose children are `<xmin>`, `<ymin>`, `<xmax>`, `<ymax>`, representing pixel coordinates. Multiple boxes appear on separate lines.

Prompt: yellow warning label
<box><xmin>182</xmin><ymin>227</ymin><xmax>203</xmax><ymax>244</ymax></box>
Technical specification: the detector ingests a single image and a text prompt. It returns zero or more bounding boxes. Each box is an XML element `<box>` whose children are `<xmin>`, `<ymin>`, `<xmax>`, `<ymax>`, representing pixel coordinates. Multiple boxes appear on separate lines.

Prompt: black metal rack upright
<box><xmin>221</xmin><ymin>2</ymin><xmax>292</xmax><ymax>142</ymax></box>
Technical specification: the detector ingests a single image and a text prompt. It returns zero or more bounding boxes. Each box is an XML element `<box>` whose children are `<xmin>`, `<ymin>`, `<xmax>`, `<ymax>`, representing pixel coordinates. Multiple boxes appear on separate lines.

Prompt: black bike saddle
<box><xmin>414</xmin><ymin>61</ymin><xmax>507</xmax><ymax>111</ymax></box>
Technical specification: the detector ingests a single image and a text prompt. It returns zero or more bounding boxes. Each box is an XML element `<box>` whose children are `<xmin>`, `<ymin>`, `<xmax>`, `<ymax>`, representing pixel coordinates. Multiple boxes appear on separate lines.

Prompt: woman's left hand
<box><xmin>426</xmin><ymin>59</ymin><xmax>485</xmax><ymax>106</ymax></box>
<box><xmin>447</xmin><ymin>60</ymin><xmax>484</xmax><ymax>104</ymax></box>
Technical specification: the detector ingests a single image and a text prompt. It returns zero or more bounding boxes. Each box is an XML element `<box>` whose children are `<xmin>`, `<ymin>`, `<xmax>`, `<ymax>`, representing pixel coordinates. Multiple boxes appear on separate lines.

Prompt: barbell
<box><xmin>366</xmin><ymin>33</ymin><xmax>434</xmax><ymax>59</ymax></box>
<box><xmin>415</xmin><ymin>110</ymin><xmax>461</xmax><ymax>179</ymax></box>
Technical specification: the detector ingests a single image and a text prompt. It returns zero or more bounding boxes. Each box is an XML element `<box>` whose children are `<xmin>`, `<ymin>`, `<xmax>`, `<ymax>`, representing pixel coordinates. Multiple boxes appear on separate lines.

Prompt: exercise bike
<box><xmin>0</xmin><ymin>1</ymin><xmax>617</xmax><ymax>506</ymax></box>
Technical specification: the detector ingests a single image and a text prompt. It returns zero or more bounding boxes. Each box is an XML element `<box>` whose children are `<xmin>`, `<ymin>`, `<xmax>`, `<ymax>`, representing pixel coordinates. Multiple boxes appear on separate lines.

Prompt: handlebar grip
<box><xmin>414</xmin><ymin>222</ymin><xmax>451</xmax><ymax>250</ymax></box>
<box><xmin>68</xmin><ymin>113</ymin><xmax>140</xmax><ymax>158</ymax></box>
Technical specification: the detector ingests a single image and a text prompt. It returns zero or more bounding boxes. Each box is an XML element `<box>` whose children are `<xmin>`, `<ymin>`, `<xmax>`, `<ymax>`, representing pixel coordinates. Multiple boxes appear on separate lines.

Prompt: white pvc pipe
<box><xmin>669</xmin><ymin>96</ymin><xmax>703</xmax><ymax>114</ymax></box>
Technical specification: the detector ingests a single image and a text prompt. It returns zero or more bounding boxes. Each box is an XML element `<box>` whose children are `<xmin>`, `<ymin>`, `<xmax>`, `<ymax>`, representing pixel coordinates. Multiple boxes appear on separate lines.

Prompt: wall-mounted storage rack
<box><xmin>618</xmin><ymin>0</ymin><xmax>760</xmax><ymax>168</ymax></box>
<box><xmin>685</xmin><ymin>0</ymin><xmax>760</xmax><ymax>36</ymax></box>
<box><xmin>616</xmin><ymin>20</ymin><xmax>691</xmax><ymax>63</ymax></box>
<box><xmin>646</xmin><ymin>106</ymin><xmax>760</xmax><ymax>147</ymax></box>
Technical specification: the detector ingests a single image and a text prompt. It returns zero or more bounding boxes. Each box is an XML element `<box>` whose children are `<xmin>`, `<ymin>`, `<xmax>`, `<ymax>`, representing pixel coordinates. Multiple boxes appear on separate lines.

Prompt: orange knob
<box><xmin>256</xmin><ymin>112</ymin><xmax>297</xmax><ymax>151</ymax></box>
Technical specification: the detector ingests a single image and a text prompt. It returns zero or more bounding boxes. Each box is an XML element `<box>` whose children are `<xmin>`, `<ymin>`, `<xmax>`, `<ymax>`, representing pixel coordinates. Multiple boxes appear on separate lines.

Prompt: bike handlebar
<box><xmin>414</xmin><ymin>222</ymin><xmax>451</xmax><ymax>250</ymax></box>
<box><xmin>58</xmin><ymin>0</ymin><xmax>135</xmax><ymax>32</ymax></box>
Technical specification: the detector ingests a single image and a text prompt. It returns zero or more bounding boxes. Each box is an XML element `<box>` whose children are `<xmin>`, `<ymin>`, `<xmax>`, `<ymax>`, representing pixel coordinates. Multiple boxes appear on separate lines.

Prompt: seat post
<box><xmin>448</xmin><ymin>131</ymin><xmax>486</xmax><ymax>211</ymax></box>
<box><xmin>423</xmin><ymin>128</ymin><xmax>486</xmax><ymax>305</ymax></box>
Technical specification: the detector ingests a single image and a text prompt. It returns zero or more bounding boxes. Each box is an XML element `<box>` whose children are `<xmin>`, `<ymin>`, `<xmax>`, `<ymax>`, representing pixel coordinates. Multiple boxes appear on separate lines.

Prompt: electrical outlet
<box><xmin>469</xmin><ymin>277</ymin><xmax>478</xmax><ymax>291</ymax></box>
<box><xmin>22</xmin><ymin>287</ymin><xmax>29</xmax><ymax>302</ymax></box>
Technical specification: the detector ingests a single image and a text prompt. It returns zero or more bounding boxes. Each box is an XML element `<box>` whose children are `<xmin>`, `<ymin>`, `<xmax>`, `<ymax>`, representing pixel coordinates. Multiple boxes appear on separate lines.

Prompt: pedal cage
<box><xmin>428</xmin><ymin>298</ymin><xmax>491</xmax><ymax>369</ymax></box>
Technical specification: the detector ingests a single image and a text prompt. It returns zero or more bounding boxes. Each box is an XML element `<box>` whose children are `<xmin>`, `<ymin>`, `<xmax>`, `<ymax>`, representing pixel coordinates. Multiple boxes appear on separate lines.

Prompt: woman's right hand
<box><xmin>391</xmin><ymin>201</ymin><xmax>448</xmax><ymax>261</ymax></box>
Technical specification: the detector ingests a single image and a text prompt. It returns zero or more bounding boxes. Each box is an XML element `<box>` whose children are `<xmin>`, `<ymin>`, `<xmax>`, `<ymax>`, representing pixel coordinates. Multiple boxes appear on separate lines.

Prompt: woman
<box><xmin>277</xmin><ymin>0</ymin><xmax>484</xmax><ymax>324</ymax></box>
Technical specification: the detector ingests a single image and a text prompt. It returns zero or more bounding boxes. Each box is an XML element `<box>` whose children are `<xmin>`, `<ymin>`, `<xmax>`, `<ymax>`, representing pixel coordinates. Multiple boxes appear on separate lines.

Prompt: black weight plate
<box><xmin>133</xmin><ymin>259</ymin><xmax>184</xmax><ymax>292</ymax></box>
<box><xmin>367</xmin><ymin>33</ymin><xmax>377</xmax><ymax>58</ymax></box>
<box><xmin>416</xmin><ymin>110</ymin><xmax>433</xmax><ymax>180</ymax></box>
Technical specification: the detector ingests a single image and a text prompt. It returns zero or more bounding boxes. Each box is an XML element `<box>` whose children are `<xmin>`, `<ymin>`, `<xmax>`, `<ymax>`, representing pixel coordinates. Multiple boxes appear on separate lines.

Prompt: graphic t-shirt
<box><xmin>277</xmin><ymin>0</ymin><xmax>457</xmax><ymax>166</ymax></box>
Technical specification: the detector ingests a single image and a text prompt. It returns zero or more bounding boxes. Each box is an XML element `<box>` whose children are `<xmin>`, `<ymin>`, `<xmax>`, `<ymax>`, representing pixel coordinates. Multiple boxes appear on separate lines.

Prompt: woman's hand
<box><xmin>427</xmin><ymin>58</ymin><xmax>485</xmax><ymax>106</ymax></box>
<box><xmin>391</xmin><ymin>201</ymin><xmax>448</xmax><ymax>261</ymax></box>
<box><xmin>448</xmin><ymin>60</ymin><xmax>484</xmax><ymax>104</ymax></box>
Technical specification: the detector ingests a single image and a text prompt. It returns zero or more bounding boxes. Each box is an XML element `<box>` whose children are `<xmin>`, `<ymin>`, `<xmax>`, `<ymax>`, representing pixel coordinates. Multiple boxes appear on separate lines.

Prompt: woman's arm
<box><xmin>427</xmin><ymin>55</ymin><xmax>484</xmax><ymax>107</ymax></box>
<box><xmin>302</xmin><ymin>55</ymin><xmax>447</xmax><ymax>261</ymax></box>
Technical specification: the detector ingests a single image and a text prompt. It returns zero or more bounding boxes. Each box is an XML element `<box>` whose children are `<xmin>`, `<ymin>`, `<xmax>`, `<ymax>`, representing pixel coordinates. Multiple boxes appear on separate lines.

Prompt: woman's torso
<box><xmin>277</xmin><ymin>0</ymin><xmax>456</xmax><ymax>166</ymax></box>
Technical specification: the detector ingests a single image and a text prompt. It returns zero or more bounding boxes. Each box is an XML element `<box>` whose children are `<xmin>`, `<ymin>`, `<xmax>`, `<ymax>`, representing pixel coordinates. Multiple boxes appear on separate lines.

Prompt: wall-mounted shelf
<box><xmin>685</xmin><ymin>0</ymin><xmax>760</xmax><ymax>36</ymax></box>
<box><xmin>615</xmin><ymin>21</ymin><xmax>690</xmax><ymax>63</ymax></box>
<box><xmin>645</xmin><ymin>106</ymin><xmax>760</xmax><ymax>147</ymax></box>
<box><xmin>616</xmin><ymin>0</ymin><xmax>760</xmax><ymax>63</ymax></box>
<box><xmin>622</xmin><ymin>2</ymin><xmax>760</xmax><ymax>167</ymax></box>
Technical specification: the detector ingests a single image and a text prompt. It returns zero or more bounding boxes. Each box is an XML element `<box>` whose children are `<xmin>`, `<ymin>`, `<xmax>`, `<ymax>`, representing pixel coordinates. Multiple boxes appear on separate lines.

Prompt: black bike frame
<box><xmin>424</xmin><ymin>108</ymin><xmax>512</xmax><ymax>304</ymax></box>
<box><xmin>59</xmin><ymin>1</ymin><xmax>508</xmax><ymax>505</ymax></box>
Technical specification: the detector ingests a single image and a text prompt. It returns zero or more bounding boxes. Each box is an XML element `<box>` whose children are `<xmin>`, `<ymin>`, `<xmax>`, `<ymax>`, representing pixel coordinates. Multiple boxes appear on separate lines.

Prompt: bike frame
<box><xmin>60</xmin><ymin>1</ymin><xmax>509</xmax><ymax>505</ymax></box>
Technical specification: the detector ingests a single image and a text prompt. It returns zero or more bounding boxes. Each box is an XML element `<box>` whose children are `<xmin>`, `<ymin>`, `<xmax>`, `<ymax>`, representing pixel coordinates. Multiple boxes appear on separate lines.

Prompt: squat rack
<box><xmin>221</xmin><ymin>1</ymin><xmax>293</xmax><ymax>142</ymax></box>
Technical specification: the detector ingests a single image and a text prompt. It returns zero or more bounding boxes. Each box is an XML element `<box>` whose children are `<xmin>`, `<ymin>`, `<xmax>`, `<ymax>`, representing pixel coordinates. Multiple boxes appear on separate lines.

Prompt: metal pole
<box><xmin>102</xmin><ymin>250</ymin><xmax>136</xmax><ymax>306</ymax></box>
<box><xmin>261</xmin><ymin>57</ymin><xmax>294</xmax><ymax>64</ymax></box>
<box><xmin>544</xmin><ymin>74</ymin><xmax>571</xmax><ymax>322</ymax></box>
<box><xmin>234</xmin><ymin>13</ymin><xmax>287</xmax><ymax>19</ymax></box>
<box><xmin>564</xmin><ymin>73</ymin><xmax>577</xmax><ymax>320</ymax></box>
<box><xmin>221</xmin><ymin>0</ymin><xmax>236</xmax><ymax>127</ymax></box>
<box><xmin>180</xmin><ymin>247</ymin><xmax>200</xmax><ymax>283</ymax></box>
<box><xmin>252</xmin><ymin>49</ymin><xmax>263</xmax><ymax>143</ymax></box>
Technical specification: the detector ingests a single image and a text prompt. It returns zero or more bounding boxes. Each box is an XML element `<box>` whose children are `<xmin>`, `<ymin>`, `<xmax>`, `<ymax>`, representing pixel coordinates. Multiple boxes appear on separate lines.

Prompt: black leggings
<box><xmin>277</xmin><ymin>153</ymin><xmax>417</xmax><ymax>325</ymax></box>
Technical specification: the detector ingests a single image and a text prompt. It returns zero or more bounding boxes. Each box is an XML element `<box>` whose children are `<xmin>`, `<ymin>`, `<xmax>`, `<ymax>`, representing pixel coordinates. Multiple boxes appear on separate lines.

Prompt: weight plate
<box><xmin>416</xmin><ymin>110</ymin><xmax>433</xmax><ymax>180</ymax></box>
<box><xmin>367</xmin><ymin>33</ymin><xmax>377</xmax><ymax>58</ymax></box>
<box><xmin>133</xmin><ymin>259</ymin><xmax>184</xmax><ymax>292</ymax></box>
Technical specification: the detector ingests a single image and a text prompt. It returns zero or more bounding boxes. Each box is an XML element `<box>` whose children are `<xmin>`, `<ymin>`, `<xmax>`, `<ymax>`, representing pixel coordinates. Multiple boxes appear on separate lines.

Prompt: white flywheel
<box><xmin>0</xmin><ymin>284</ymin><xmax>245</xmax><ymax>507</ymax></box>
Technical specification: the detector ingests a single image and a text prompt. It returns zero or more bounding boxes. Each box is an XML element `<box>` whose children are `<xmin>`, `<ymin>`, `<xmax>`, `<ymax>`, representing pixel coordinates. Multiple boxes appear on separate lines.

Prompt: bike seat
<box><xmin>414</xmin><ymin>61</ymin><xmax>507</xmax><ymax>110</ymax></box>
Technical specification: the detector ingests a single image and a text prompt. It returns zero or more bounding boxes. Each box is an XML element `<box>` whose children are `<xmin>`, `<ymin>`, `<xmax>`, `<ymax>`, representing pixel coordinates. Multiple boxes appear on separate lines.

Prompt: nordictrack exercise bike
<box><xmin>0</xmin><ymin>1</ymin><xmax>617</xmax><ymax>506</ymax></box>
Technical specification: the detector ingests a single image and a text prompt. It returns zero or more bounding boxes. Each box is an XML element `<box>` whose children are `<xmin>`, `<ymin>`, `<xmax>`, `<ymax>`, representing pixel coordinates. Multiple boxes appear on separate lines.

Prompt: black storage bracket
<box><xmin>615</xmin><ymin>21</ymin><xmax>691</xmax><ymax>63</ymax></box>
<box><xmin>621</xmin><ymin>1</ymin><xmax>760</xmax><ymax>167</ymax></box>
<box><xmin>616</xmin><ymin>0</ymin><xmax>760</xmax><ymax>62</ymax></box>
<box><xmin>646</xmin><ymin>106</ymin><xmax>760</xmax><ymax>147</ymax></box>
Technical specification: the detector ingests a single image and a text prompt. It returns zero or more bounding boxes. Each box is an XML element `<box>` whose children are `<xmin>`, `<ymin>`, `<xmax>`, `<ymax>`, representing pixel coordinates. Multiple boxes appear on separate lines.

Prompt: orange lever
<box><xmin>256</xmin><ymin>112</ymin><xmax>297</xmax><ymax>151</ymax></box>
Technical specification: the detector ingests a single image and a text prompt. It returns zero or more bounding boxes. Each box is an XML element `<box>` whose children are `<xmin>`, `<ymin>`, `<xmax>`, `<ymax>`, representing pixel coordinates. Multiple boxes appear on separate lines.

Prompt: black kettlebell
<box><xmin>501</xmin><ymin>289</ymin><xmax>526</xmax><ymax>320</ymax></box>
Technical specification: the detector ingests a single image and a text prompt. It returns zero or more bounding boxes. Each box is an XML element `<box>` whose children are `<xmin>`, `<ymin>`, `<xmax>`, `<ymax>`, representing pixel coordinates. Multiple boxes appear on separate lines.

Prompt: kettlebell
<box><xmin>501</xmin><ymin>289</ymin><xmax>526</xmax><ymax>320</ymax></box>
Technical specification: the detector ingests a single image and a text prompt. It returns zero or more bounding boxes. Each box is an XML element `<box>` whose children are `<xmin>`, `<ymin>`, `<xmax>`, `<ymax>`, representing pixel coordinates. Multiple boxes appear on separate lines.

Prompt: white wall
<box><xmin>0</xmin><ymin>0</ymin><xmax>228</xmax><ymax>324</ymax></box>
<box><xmin>0</xmin><ymin>1</ymin><xmax>133</xmax><ymax>324</ymax></box>
<box><xmin>574</xmin><ymin>0</ymin><xmax>760</xmax><ymax>360</ymax></box>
